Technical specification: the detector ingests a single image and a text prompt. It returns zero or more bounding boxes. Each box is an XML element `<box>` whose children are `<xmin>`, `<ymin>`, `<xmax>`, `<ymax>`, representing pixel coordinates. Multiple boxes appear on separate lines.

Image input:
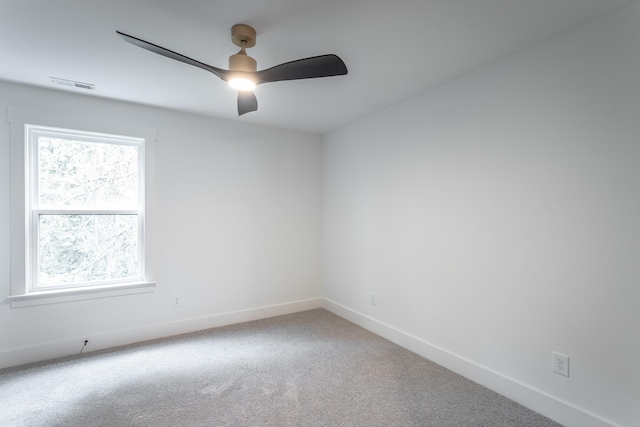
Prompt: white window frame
<box><xmin>8</xmin><ymin>107</ymin><xmax>156</xmax><ymax>308</ymax></box>
<box><xmin>28</xmin><ymin>125</ymin><xmax>145</xmax><ymax>291</ymax></box>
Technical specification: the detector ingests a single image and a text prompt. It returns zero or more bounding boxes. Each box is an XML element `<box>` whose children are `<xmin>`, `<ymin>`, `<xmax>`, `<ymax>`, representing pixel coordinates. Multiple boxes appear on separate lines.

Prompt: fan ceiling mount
<box><xmin>230</xmin><ymin>24</ymin><xmax>256</xmax><ymax>49</ymax></box>
<box><xmin>116</xmin><ymin>24</ymin><xmax>348</xmax><ymax>116</ymax></box>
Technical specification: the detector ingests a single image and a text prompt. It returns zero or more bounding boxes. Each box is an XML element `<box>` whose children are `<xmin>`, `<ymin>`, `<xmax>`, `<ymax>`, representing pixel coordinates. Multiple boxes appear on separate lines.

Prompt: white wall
<box><xmin>322</xmin><ymin>3</ymin><xmax>640</xmax><ymax>427</ymax></box>
<box><xmin>0</xmin><ymin>81</ymin><xmax>323</xmax><ymax>366</ymax></box>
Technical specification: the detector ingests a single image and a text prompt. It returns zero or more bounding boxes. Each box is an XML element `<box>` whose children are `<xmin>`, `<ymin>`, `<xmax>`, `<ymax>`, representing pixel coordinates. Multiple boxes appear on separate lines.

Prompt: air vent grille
<box><xmin>50</xmin><ymin>77</ymin><xmax>96</xmax><ymax>91</ymax></box>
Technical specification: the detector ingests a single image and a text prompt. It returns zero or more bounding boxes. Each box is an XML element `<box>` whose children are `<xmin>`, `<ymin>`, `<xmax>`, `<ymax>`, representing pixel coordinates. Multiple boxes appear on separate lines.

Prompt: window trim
<box><xmin>7</xmin><ymin>107</ymin><xmax>157</xmax><ymax>308</ymax></box>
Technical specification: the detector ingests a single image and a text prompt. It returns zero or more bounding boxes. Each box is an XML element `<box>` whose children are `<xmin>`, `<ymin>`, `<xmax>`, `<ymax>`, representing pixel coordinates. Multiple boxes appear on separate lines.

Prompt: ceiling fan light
<box><xmin>228</xmin><ymin>51</ymin><xmax>257</xmax><ymax>91</ymax></box>
<box><xmin>229</xmin><ymin>77</ymin><xmax>256</xmax><ymax>91</ymax></box>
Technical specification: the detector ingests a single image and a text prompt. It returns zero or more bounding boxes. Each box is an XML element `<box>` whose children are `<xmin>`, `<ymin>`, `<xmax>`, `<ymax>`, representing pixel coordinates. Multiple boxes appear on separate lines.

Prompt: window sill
<box><xmin>5</xmin><ymin>281</ymin><xmax>156</xmax><ymax>308</ymax></box>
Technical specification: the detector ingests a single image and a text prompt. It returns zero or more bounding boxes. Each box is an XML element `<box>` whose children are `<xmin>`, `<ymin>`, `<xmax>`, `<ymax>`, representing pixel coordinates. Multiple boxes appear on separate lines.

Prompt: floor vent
<box><xmin>50</xmin><ymin>77</ymin><xmax>96</xmax><ymax>91</ymax></box>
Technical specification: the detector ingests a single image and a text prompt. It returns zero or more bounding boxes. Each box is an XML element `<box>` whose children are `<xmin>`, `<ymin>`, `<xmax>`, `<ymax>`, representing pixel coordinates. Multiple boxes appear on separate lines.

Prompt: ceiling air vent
<box><xmin>50</xmin><ymin>77</ymin><xmax>96</xmax><ymax>91</ymax></box>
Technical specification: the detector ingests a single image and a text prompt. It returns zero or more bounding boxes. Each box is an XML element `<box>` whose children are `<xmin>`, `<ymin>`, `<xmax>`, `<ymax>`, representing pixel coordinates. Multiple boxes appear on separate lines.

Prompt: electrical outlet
<box><xmin>370</xmin><ymin>293</ymin><xmax>377</xmax><ymax>306</ymax></box>
<box><xmin>552</xmin><ymin>351</ymin><xmax>569</xmax><ymax>377</ymax></box>
<box><xmin>172</xmin><ymin>295</ymin><xmax>182</xmax><ymax>308</ymax></box>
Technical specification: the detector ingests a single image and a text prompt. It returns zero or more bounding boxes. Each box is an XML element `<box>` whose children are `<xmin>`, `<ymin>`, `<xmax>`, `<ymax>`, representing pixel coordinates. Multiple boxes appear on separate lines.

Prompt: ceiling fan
<box><xmin>116</xmin><ymin>24</ymin><xmax>348</xmax><ymax>116</ymax></box>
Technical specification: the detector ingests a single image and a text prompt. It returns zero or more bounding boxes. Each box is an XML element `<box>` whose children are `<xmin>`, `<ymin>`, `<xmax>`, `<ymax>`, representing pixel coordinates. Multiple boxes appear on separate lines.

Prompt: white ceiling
<box><xmin>0</xmin><ymin>0</ymin><xmax>631</xmax><ymax>134</ymax></box>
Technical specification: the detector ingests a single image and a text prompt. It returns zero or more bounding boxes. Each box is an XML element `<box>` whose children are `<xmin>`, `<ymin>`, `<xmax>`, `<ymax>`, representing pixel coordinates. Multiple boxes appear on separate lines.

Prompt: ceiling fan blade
<box><xmin>117</xmin><ymin>31</ymin><xmax>230</xmax><ymax>81</ymax></box>
<box><xmin>238</xmin><ymin>91</ymin><xmax>258</xmax><ymax>116</ymax></box>
<box><xmin>256</xmin><ymin>54</ymin><xmax>347</xmax><ymax>84</ymax></box>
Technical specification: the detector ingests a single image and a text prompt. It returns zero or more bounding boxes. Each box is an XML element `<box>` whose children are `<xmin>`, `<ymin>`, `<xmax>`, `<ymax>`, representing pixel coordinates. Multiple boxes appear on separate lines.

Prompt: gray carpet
<box><xmin>0</xmin><ymin>309</ymin><xmax>561</xmax><ymax>426</ymax></box>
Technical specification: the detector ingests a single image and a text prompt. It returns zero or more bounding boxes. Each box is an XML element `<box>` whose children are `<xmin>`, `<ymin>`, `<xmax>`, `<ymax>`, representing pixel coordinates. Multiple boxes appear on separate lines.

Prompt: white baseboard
<box><xmin>0</xmin><ymin>297</ymin><xmax>323</xmax><ymax>370</ymax></box>
<box><xmin>322</xmin><ymin>298</ymin><xmax>619</xmax><ymax>427</ymax></box>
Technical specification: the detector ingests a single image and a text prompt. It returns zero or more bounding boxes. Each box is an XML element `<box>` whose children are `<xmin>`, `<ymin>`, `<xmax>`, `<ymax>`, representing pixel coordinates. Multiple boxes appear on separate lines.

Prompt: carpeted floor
<box><xmin>0</xmin><ymin>309</ymin><xmax>561</xmax><ymax>426</ymax></box>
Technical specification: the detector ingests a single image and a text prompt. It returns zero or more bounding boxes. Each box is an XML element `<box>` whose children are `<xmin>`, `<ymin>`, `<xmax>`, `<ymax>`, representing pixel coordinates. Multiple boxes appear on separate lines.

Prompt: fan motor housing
<box><xmin>229</xmin><ymin>51</ymin><xmax>257</xmax><ymax>72</ymax></box>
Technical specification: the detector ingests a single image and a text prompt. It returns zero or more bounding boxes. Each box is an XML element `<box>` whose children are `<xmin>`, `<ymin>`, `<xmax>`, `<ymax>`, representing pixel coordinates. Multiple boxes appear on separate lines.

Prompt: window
<box><xmin>8</xmin><ymin>107</ymin><xmax>156</xmax><ymax>307</ymax></box>
<box><xmin>28</xmin><ymin>125</ymin><xmax>144</xmax><ymax>290</ymax></box>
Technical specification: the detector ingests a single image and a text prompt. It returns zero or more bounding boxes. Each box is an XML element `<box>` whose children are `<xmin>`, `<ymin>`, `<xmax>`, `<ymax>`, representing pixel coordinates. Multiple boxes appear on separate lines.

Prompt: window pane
<box><xmin>38</xmin><ymin>137</ymin><xmax>139</xmax><ymax>209</ymax></box>
<box><xmin>38</xmin><ymin>214</ymin><xmax>139</xmax><ymax>287</ymax></box>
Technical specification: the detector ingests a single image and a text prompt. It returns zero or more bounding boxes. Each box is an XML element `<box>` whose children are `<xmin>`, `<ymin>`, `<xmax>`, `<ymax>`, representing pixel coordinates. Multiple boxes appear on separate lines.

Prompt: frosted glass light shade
<box><xmin>229</xmin><ymin>77</ymin><xmax>256</xmax><ymax>91</ymax></box>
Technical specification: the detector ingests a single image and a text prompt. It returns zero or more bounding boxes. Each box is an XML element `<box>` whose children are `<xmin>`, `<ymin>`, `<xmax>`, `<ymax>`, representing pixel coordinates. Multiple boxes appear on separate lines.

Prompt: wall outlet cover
<box><xmin>552</xmin><ymin>351</ymin><xmax>569</xmax><ymax>377</ymax></box>
<box><xmin>172</xmin><ymin>295</ymin><xmax>182</xmax><ymax>308</ymax></box>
